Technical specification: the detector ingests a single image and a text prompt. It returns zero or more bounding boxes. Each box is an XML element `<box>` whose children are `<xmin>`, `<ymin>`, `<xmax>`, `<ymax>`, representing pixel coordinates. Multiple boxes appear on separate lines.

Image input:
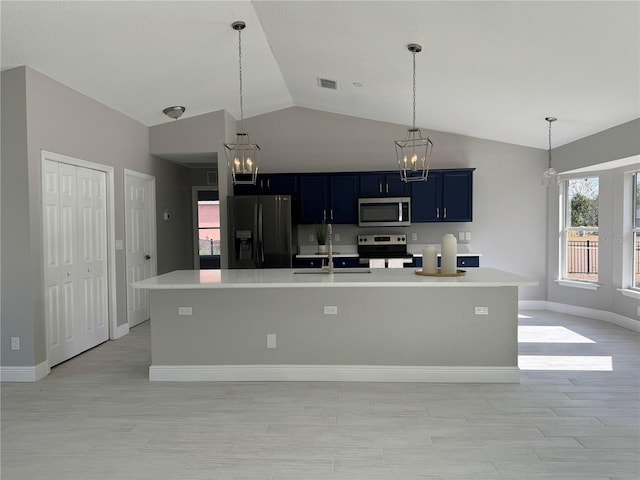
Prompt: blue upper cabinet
<box><xmin>234</xmin><ymin>174</ymin><xmax>298</xmax><ymax>196</ymax></box>
<box><xmin>359</xmin><ymin>172</ymin><xmax>409</xmax><ymax>197</ymax></box>
<box><xmin>411</xmin><ymin>169</ymin><xmax>474</xmax><ymax>222</ymax></box>
<box><xmin>299</xmin><ymin>174</ymin><xmax>358</xmax><ymax>224</ymax></box>
<box><xmin>299</xmin><ymin>175</ymin><xmax>327</xmax><ymax>224</ymax></box>
<box><xmin>328</xmin><ymin>174</ymin><xmax>358</xmax><ymax>224</ymax></box>
<box><xmin>410</xmin><ymin>171</ymin><xmax>440</xmax><ymax>222</ymax></box>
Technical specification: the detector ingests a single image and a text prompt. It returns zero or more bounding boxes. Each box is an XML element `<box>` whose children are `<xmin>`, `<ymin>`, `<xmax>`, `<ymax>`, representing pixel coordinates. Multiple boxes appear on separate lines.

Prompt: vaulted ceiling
<box><xmin>2</xmin><ymin>1</ymin><xmax>638</xmax><ymax>149</ymax></box>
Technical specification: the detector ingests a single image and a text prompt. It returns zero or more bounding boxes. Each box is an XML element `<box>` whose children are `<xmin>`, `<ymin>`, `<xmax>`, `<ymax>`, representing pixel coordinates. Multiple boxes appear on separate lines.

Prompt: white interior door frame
<box><xmin>192</xmin><ymin>186</ymin><xmax>219</xmax><ymax>268</ymax></box>
<box><xmin>124</xmin><ymin>169</ymin><xmax>157</xmax><ymax>327</ymax></box>
<box><xmin>40</xmin><ymin>150</ymin><xmax>118</xmax><ymax>345</ymax></box>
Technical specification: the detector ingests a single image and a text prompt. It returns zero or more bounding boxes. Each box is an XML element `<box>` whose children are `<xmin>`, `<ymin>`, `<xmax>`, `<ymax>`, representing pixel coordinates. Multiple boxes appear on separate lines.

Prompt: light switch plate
<box><xmin>267</xmin><ymin>334</ymin><xmax>277</xmax><ymax>349</ymax></box>
<box><xmin>458</xmin><ymin>232</ymin><xmax>465</xmax><ymax>241</ymax></box>
<box><xmin>474</xmin><ymin>306</ymin><xmax>489</xmax><ymax>315</ymax></box>
<box><xmin>178</xmin><ymin>306</ymin><xmax>192</xmax><ymax>316</ymax></box>
<box><xmin>334</xmin><ymin>233</ymin><xmax>341</xmax><ymax>242</ymax></box>
<box><xmin>465</xmin><ymin>231</ymin><xmax>471</xmax><ymax>241</ymax></box>
<box><xmin>324</xmin><ymin>305</ymin><xmax>338</xmax><ymax>315</ymax></box>
<box><xmin>309</xmin><ymin>233</ymin><xmax>315</xmax><ymax>242</ymax></box>
<box><xmin>411</xmin><ymin>232</ymin><xmax>418</xmax><ymax>241</ymax></box>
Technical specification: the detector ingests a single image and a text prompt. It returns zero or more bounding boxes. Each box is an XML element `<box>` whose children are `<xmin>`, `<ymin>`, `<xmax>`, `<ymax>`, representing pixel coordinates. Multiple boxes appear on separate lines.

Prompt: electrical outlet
<box><xmin>11</xmin><ymin>337</ymin><xmax>20</xmax><ymax>350</ymax></box>
<box><xmin>474</xmin><ymin>306</ymin><xmax>489</xmax><ymax>315</ymax></box>
<box><xmin>334</xmin><ymin>233</ymin><xmax>341</xmax><ymax>242</ymax></box>
<box><xmin>178</xmin><ymin>306</ymin><xmax>192</xmax><ymax>316</ymax></box>
<box><xmin>465</xmin><ymin>231</ymin><xmax>471</xmax><ymax>241</ymax></box>
<box><xmin>458</xmin><ymin>232</ymin><xmax>465</xmax><ymax>241</ymax></box>
<box><xmin>411</xmin><ymin>232</ymin><xmax>418</xmax><ymax>241</ymax></box>
<box><xmin>324</xmin><ymin>305</ymin><xmax>338</xmax><ymax>315</ymax></box>
<box><xmin>267</xmin><ymin>334</ymin><xmax>277</xmax><ymax>349</ymax></box>
<box><xmin>309</xmin><ymin>233</ymin><xmax>315</xmax><ymax>242</ymax></box>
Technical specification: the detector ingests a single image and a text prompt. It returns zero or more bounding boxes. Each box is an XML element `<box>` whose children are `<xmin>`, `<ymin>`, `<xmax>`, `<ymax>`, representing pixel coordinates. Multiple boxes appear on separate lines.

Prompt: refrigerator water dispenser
<box><xmin>235</xmin><ymin>230</ymin><xmax>253</xmax><ymax>260</ymax></box>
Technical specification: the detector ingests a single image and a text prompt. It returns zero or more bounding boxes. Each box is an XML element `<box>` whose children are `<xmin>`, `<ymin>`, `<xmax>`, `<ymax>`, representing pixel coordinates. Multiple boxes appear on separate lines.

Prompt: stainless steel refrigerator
<box><xmin>227</xmin><ymin>195</ymin><xmax>298</xmax><ymax>268</ymax></box>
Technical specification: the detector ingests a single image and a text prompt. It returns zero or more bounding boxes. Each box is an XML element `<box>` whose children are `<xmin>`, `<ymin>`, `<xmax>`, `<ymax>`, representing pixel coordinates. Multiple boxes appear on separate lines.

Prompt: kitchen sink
<box><xmin>293</xmin><ymin>268</ymin><xmax>372</xmax><ymax>274</ymax></box>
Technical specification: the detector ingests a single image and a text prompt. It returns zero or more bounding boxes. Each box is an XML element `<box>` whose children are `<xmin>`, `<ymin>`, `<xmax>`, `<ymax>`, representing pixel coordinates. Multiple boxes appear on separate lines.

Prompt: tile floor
<box><xmin>1</xmin><ymin>310</ymin><xmax>639</xmax><ymax>479</ymax></box>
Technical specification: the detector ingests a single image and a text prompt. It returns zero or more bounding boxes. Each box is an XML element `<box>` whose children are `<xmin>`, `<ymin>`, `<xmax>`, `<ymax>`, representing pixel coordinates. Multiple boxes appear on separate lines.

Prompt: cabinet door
<box><xmin>384</xmin><ymin>172</ymin><xmax>409</xmax><ymax>197</ymax></box>
<box><xmin>359</xmin><ymin>173</ymin><xmax>384</xmax><ymax>197</ymax></box>
<box><xmin>441</xmin><ymin>170</ymin><xmax>473</xmax><ymax>222</ymax></box>
<box><xmin>263</xmin><ymin>174</ymin><xmax>297</xmax><ymax>195</ymax></box>
<box><xmin>299</xmin><ymin>175</ymin><xmax>327</xmax><ymax>224</ymax></box>
<box><xmin>233</xmin><ymin>181</ymin><xmax>261</xmax><ymax>196</ymax></box>
<box><xmin>328</xmin><ymin>174</ymin><xmax>358</xmax><ymax>224</ymax></box>
<box><xmin>333</xmin><ymin>257</ymin><xmax>360</xmax><ymax>268</ymax></box>
<box><xmin>410</xmin><ymin>172</ymin><xmax>440</xmax><ymax>222</ymax></box>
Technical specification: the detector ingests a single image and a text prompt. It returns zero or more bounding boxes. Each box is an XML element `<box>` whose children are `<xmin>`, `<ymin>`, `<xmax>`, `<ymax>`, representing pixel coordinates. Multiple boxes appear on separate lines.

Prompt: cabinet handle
<box><xmin>260</xmin><ymin>179</ymin><xmax>264</xmax><ymax>189</ymax></box>
<box><xmin>267</xmin><ymin>179</ymin><xmax>270</xmax><ymax>189</ymax></box>
<box><xmin>444</xmin><ymin>207</ymin><xmax>447</xmax><ymax>219</ymax></box>
<box><xmin>330</xmin><ymin>209</ymin><xmax>334</xmax><ymax>221</ymax></box>
<box><xmin>436</xmin><ymin>207</ymin><xmax>440</xmax><ymax>218</ymax></box>
<box><xmin>386</xmin><ymin>183</ymin><xmax>389</xmax><ymax>194</ymax></box>
<box><xmin>379</xmin><ymin>183</ymin><xmax>383</xmax><ymax>194</ymax></box>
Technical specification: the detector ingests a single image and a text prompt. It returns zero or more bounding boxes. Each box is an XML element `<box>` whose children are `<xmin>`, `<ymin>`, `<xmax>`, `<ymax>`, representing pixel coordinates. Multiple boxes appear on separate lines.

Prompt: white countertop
<box><xmin>133</xmin><ymin>268</ymin><xmax>536</xmax><ymax>290</ymax></box>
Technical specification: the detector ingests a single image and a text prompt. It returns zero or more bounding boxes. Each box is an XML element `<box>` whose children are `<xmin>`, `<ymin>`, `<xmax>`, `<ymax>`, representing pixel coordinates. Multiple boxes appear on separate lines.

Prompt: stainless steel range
<box><xmin>357</xmin><ymin>234</ymin><xmax>413</xmax><ymax>267</ymax></box>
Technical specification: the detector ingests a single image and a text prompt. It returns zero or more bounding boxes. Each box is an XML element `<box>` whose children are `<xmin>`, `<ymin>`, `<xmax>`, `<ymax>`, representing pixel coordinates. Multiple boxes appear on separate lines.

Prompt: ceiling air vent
<box><xmin>317</xmin><ymin>77</ymin><xmax>338</xmax><ymax>90</ymax></box>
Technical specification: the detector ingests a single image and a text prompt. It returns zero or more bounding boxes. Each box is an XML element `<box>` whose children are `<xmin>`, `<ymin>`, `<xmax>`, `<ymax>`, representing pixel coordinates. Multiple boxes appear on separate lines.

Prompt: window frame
<box><xmin>632</xmin><ymin>171</ymin><xmax>640</xmax><ymax>290</ymax></box>
<box><xmin>560</xmin><ymin>176</ymin><xmax>600</xmax><ymax>284</ymax></box>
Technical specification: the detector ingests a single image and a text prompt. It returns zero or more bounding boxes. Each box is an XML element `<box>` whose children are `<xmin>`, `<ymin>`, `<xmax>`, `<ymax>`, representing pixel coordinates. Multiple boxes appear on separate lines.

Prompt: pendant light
<box><xmin>395</xmin><ymin>43</ymin><xmax>433</xmax><ymax>183</ymax></box>
<box><xmin>541</xmin><ymin>116</ymin><xmax>559</xmax><ymax>186</ymax></box>
<box><xmin>224</xmin><ymin>20</ymin><xmax>261</xmax><ymax>186</ymax></box>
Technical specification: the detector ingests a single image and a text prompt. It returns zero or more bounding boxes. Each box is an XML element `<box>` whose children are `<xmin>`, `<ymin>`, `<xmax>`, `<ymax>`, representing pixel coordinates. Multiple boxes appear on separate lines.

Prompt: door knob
<box><xmin>145</xmin><ymin>254</ymin><xmax>151</xmax><ymax>260</ymax></box>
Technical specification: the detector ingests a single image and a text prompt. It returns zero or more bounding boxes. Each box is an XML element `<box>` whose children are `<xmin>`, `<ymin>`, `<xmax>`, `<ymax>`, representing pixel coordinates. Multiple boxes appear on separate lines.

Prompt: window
<box><xmin>195</xmin><ymin>189</ymin><xmax>220</xmax><ymax>270</ymax></box>
<box><xmin>633</xmin><ymin>172</ymin><xmax>640</xmax><ymax>289</ymax></box>
<box><xmin>562</xmin><ymin>177</ymin><xmax>599</xmax><ymax>282</ymax></box>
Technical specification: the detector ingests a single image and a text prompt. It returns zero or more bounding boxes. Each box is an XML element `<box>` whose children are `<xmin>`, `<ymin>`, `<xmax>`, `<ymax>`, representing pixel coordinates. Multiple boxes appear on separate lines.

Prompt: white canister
<box><xmin>441</xmin><ymin>234</ymin><xmax>457</xmax><ymax>274</ymax></box>
<box><xmin>422</xmin><ymin>245</ymin><xmax>438</xmax><ymax>274</ymax></box>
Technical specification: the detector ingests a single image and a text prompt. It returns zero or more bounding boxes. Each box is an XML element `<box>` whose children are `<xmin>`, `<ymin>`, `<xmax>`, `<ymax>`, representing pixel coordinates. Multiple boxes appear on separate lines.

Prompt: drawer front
<box><xmin>457</xmin><ymin>256</ymin><xmax>480</xmax><ymax>268</ymax></box>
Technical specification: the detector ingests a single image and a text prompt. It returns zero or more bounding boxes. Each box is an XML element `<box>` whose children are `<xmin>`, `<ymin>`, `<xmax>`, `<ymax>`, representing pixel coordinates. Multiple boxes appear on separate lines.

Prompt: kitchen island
<box><xmin>133</xmin><ymin>268</ymin><xmax>536</xmax><ymax>383</ymax></box>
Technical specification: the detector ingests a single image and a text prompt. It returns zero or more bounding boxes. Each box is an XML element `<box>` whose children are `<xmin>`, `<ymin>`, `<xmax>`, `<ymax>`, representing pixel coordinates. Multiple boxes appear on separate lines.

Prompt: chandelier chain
<box><xmin>548</xmin><ymin>119</ymin><xmax>552</xmax><ymax>168</ymax></box>
<box><xmin>237</xmin><ymin>27</ymin><xmax>244</xmax><ymax>131</ymax></box>
<box><xmin>412</xmin><ymin>50</ymin><xmax>416</xmax><ymax>129</ymax></box>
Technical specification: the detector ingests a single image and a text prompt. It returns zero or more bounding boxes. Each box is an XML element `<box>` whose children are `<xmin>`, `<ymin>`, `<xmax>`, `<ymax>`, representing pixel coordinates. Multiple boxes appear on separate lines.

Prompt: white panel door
<box><xmin>76</xmin><ymin>167</ymin><xmax>109</xmax><ymax>352</ymax></box>
<box><xmin>43</xmin><ymin>160</ymin><xmax>109</xmax><ymax>367</ymax></box>
<box><xmin>124</xmin><ymin>171</ymin><xmax>155</xmax><ymax>328</ymax></box>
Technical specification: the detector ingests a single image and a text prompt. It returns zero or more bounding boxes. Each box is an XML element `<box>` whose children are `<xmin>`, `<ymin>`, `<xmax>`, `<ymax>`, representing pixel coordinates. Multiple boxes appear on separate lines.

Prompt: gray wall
<box><xmin>243</xmin><ymin>107</ymin><xmax>548</xmax><ymax>300</ymax></box>
<box><xmin>548</xmin><ymin>119</ymin><xmax>640</xmax><ymax>324</ymax></box>
<box><xmin>1</xmin><ymin>67</ymin><xmax>192</xmax><ymax>367</ymax></box>
<box><xmin>1</xmin><ymin>68</ymin><xmax>37</xmax><ymax>366</ymax></box>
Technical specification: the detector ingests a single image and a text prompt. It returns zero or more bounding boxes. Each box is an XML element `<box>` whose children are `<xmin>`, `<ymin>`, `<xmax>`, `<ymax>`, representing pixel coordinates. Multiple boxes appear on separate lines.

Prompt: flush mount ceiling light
<box><xmin>395</xmin><ymin>43</ymin><xmax>433</xmax><ymax>183</ymax></box>
<box><xmin>224</xmin><ymin>20</ymin><xmax>261</xmax><ymax>186</ymax></box>
<box><xmin>163</xmin><ymin>106</ymin><xmax>185</xmax><ymax>120</ymax></box>
<box><xmin>541</xmin><ymin>116</ymin><xmax>560</xmax><ymax>186</ymax></box>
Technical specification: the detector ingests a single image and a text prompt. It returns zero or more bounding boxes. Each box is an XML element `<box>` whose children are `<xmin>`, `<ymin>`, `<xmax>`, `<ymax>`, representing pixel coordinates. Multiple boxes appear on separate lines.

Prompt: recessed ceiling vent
<box><xmin>317</xmin><ymin>77</ymin><xmax>338</xmax><ymax>90</ymax></box>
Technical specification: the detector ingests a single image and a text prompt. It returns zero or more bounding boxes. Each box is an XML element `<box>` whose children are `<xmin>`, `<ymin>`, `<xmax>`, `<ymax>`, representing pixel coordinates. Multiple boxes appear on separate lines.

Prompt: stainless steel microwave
<box><xmin>358</xmin><ymin>197</ymin><xmax>411</xmax><ymax>227</ymax></box>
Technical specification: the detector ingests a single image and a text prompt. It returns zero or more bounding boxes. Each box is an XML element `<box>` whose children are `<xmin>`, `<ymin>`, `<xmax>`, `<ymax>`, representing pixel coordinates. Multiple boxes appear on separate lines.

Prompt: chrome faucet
<box><xmin>326</xmin><ymin>223</ymin><xmax>334</xmax><ymax>273</ymax></box>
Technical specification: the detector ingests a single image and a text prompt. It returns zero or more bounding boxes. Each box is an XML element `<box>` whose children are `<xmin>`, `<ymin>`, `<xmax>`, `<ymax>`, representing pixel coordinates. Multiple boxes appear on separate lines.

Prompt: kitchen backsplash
<box><xmin>298</xmin><ymin>223</ymin><xmax>473</xmax><ymax>248</ymax></box>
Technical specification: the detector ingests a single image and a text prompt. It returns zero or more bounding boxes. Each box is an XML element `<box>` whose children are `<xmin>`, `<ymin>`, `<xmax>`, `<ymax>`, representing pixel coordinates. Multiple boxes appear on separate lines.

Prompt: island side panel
<box><xmin>149</xmin><ymin>286</ymin><xmax>518</xmax><ymax>368</ymax></box>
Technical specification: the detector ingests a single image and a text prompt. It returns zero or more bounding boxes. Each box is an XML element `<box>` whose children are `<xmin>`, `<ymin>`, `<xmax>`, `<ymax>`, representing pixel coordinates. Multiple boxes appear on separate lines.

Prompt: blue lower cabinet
<box><xmin>295</xmin><ymin>257</ymin><xmax>360</xmax><ymax>268</ymax></box>
<box><xmin>294</xmin><ymin>258</ymin><xmax>324</xmax><ymax>268</ymax></box>
<box><xmin>413</xmin><ymin>256</ymin><xmax>480</xmax><ymax>268</ymax></box>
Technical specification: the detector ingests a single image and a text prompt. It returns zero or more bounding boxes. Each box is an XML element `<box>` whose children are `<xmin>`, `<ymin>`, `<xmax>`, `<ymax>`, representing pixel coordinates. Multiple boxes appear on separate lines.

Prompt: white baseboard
<box><xmin>149</xmin><ymin>364</ymin><xmax>520</xmax><ymax>383</ymax></box>
<box><xmin>545</xmin><ymin>302</ymin><xmax>640</xmax><ymax>333</ymax></box>
<box><xmin>1</xmin><ymin>361</ymin><xmax>50</xmax><ymax>382</ymax></box>
<box><xmin>113</xmin><ymin>322</ymin><xmax>130</xmax><ymax>339</ymax></box>
<box><xmin>518</xmin><ymin>300</ymin><xmax>548</xmax><ymax>310</ymax></box>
